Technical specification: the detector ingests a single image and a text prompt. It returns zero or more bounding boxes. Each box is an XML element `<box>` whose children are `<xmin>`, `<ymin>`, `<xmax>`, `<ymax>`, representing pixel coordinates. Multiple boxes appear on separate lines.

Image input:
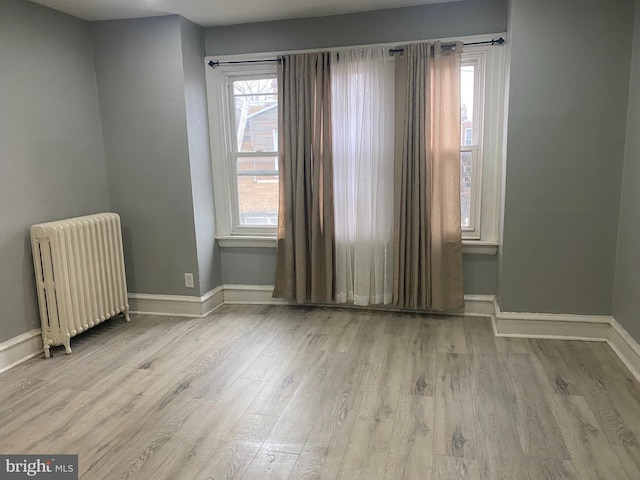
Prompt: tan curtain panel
<box><xmin>393</xmin><ymin>42</ymin><xmax>464</xmax><ymax>310</ymax></box>
<box><xmin>273</xmin><ymin>52</ymin><xmax>335</xmax><ymax>304</ymax></box>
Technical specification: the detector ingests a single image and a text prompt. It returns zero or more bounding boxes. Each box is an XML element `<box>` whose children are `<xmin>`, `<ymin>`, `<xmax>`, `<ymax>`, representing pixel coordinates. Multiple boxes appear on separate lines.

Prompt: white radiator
<box><xmin>30</xmin><ymin>213</ymin><xmax>130</xmax><ymax>358</ymax></box>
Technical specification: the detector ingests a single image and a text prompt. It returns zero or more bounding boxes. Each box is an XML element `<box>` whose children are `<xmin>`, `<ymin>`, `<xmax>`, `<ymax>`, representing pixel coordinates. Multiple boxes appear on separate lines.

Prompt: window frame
<box><xmin>460</xmin><ymin>54</ymin><xmax>485</xmax><ymax>239</ymax></box>
<box><xmin>206</xmin><ymin>62</ymin><xmax>280</xmax><ymax>237</ymax></box>
<box><xmin>205</xmin><ymin>35</ymin><xmax>505</xmax><ymax>253</ymax></box>
<box><xmin>460</xmin><ymin>42</ymin><xmax>506</xmax><ymax>247</ymax></box>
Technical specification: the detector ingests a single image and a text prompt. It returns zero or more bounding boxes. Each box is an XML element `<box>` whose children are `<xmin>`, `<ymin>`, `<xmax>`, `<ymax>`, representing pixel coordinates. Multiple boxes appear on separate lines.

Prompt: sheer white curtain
<box><xmin>331</xmin><ymin>48</ymin><xmax>395</xmax><ymax>305</ymax></box>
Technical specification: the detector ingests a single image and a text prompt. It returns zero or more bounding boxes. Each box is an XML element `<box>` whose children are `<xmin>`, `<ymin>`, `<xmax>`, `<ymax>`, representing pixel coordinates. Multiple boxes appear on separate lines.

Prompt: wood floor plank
<box><xmin>0</xmin><ymin>389</ymin><xmax>87</xmax><ymax>453</ymax></box>
<box><xmin>141</xmin><ymin>379</ymin><xmax>266</xmax><ymax>479</ymax></box>
<box><xmin>565</xmin><ymin>341</ymin><xmax>640</xmax><ymax>447</ymax></box>
<box><xmin>260</xmin><ymin>352</ymin><xmax>333</xmax><ymax>454</ymax></box>
<box><xmin>613</xmin><ymin>444</ymin><xmax>640</xmax><ymax>480</ymax></box>
<box><xmin>5</xmin><ymin>389</ymin><xmax>144</xmax><ymax>455</ymax></box>
<box><xmin>434</xmin><ymin>352</ymin><xmax>477</xmax><ymax>458</ymax></box>
<box><xmin>478</xmin><ymin>455</ymin><xmax>532</xmax><ymax>480</ymax></box>
<box><xmin>193</xmin><ymin>413</ymin><xmax>278</xmax><ymax>480</ymax></box>
<box><xmin>465</xmin><ymin>318</ymin><xmax>518</xmax><ymax>419</ymax></box>
<box><xmin>299</xmin><ymin>307</ymin><xmax>340</xmax><ymax>338</ymax></box>
<box><xmin>239</xmin><ymin>308</ymin><xmax>306</xmax><ymax>382</ymax></box>
<box><xmin>589</xmin><ymin>341</ymin><xmax>640</xmax><ymax>397</ymax></box>
<box><xmin>530</xmin><ymin>340</ymin><xmax>582</xmax><ymax>395</ymax></box>
<box><xmin>129</xmin><ymin>315</ymin><xmax>241</xmax><ymax>373</ymax></box>
<box><xmin>466</xmin><ymin>324</ymin><xmax>530</xmax><ymax>480</ymax></box>
<box><xmin>384</xmin><ymin>394</ymin><xmax>435</xmax><ymax>480</ymax></box>
<box><xmin>499</xmin><ymin>353</ymin><xmax>570</xmax><ymax>459</ymax></box>
<box><xmin>524</xmin><ymin>456</ymin><xmax>579</xmax><ymax>480</ymax></box>
<box><xmin>0</xmin><ymin>378</ymin><xmax>68</xmax><ymax>432</ymax></box>
<box><xmin>463</xmin><ymin>317</ymin><xmax>497</xmax><ymax>355</ymax></box>
<box><xmin>437</xmin><ymin>316</ymin><xmax>467</xmax><ymax>354</ymax></box>
<box><xmin>383</xmin><ymin>311</ymin><xmax>412</xmax><ymax>337</ymax></box>
<box><xmin>494</xmin><ymin>336</ymin><xmax>531</xmax><ymax>354</ymax></box>
<box><xmin>80</xmin><ymin>395</ymin><xmax>205</xmax><ymax>479</ymax></box>
<box><xmin>473</xmin><ymin>412</ymin><xmax>528</xmax><ymax>472</ymax></box>
<box><xmin>433</xmin><ymin>455</ymin><xmax>480</xmax><ymax>480</ymax></box>
<box><xmin>82</xmin><ymin>366</ymin><xmax>170</xmax><ymax>397</ymax></box>
<box><xmin>241</xmin><ymin>450</ymin><xmax>299</xmax><ymax>479</ymax></box>
<box><xmin>246</xmin><ymin>336</ymin><xmax>326</xmax><ymax>418</ymax></box>
<box><xmin>177</xmin><ymin>316</ymin><xmax>283</xmax><ymax>401</ymax></box>
<box><xmin>535</xmin><ymin>340</ymin><xmax>640</xmax><ymax>449</ymax></box>
<box><xmin>547</xmin><ymin>394</ymin><xmax>630</xmax><ymax>480</ymax></box>
<box><xmin>287</xmin><ymin>353</ymin><xmax>366</xmax><ymax>480</ymax></box>
<box><xmin>400</xmin><ymin>316</ymin><xmax>438</xmax><ymax>396</ymax></box>
<box><xmin>320</xmin><ymin>309</ymin><xmax>362</xmax><ymax>353</ymax></box>
<box><xmin>523</xmin><ymin>341</ymin><xmax>560</xmax><ymax>396</ymax></box>
<box><xmin>2</xmin><ymin>306</ymin><xmax>640</xmax><ymax>479</ymax></box>
<box><xmin>336</xmin><ymin>333</ymin><xmax>407</xmax><ymax>480</ymax></box>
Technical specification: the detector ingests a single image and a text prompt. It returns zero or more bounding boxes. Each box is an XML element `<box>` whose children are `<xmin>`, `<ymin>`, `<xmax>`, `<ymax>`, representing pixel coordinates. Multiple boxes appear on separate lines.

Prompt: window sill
<box><xmin>217</xmin><ymin>236</ymin><xmax>277</xmax><ymax>248</ymax></box>
<box><xmin>461</xmin><ymin>241</ymin><xmax>498</xmax><ymax>255</ymax></box>
<box><xmin>217</xmin><ymin>236</ymin><xmax>498</xmax><ymax>255</ymax></box>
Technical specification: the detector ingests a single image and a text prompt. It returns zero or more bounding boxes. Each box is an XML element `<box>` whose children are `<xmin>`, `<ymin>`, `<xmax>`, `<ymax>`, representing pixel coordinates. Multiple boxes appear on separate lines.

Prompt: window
<box><xmin>207</xmin><ymin>64</ymin><xmax>279</xmax><ymax>237</ymax></box>
<box><xmin>459</xmin><ymin>43</ymin><xmax>505</xmax><ymax>245</ymax></box>
<box><xmin>231</xmin><ymin>77</ymin><xmax>279</xmax><ymax>227</ymax></box>
<box><xmin>207</xmin><ymin>37</ymin><xmax>504</xmax><ymax>251</ymax></box>
<box><xmin>460</xmin><ymin>55</ymin><xmax>484</xmax><ymax>236</ymax></box>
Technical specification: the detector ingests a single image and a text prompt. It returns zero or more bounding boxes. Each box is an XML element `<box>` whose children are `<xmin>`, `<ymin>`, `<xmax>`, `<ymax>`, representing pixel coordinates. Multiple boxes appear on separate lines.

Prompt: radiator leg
<box><xmin>124</xmin><ymin>307</ymin><xmax>131</xmax><ymax>323</ymax></box>
<box><xmin>42</xmin><ymin>338</ymin><xmax>54</xmax><ymax>359</ymax></box>
<box><xmin>62</xmin><ymin>336</ymin><xmax>72</xmax><ymax>355</ymax></box>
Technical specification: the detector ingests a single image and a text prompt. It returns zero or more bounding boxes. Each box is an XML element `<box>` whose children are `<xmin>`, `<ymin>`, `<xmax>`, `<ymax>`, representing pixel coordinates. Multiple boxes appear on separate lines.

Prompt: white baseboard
<box><xmin>130</xmin><ymin>285</ymin><xmax>495</xmax><ymax>316</ymax></box>
<box><xmin>608</xmin><ymin>317</ymin><xmax>640</xmax><ymax>383</ymax></box>
<box><xmin>223</xmin><ymin>284</ymin><xmax>288</xmax><ymax>305</ymax></box>
<box><xmin>201</xmin><ymin>287</ymin><xmax>226</xmax><ymax>316</ymax></box>
<box><xmin>451</xmin><ymin>294</ymin><xmax>496</xmax><ymax>317</ymax></box>
<box><xmin>493</xmin><ymin>299</ymin><xmax>640</xmax><ymax>383</ymax></box>
<box><xmin>221</xmin><ymin>285</ymin><xmax>495</xmax><ymax>317</ymax></box>
<box><xmin>0</xmin><ymin>329</ymin><xmax>42</xmax><ymax>374</ymax></box>
<box><xmin>492</xmin><ymin>300</ymin><xmax>611</xmax><ymax>341</ymax></box>
<box><xmin>128</xmin><ymin>286</ymin><xmax>224</xmax><ymax>317</ymax></box>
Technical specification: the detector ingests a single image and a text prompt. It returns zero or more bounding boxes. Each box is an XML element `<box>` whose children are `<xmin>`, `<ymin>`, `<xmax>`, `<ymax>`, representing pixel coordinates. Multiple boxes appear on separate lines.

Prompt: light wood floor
<box><xmin>1</xmin><ymin>305</ymin><xmax>640</xmax><ymax>479</ymax></box>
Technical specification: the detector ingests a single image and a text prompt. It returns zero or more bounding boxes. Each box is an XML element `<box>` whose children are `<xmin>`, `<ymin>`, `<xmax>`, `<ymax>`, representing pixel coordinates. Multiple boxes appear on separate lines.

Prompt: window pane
<box><xmin>460</xmin><ymin>151</ymin><xmax>472</xmax><ymax>228</ymax></box>
<box><xmin>232</xmin><ymin>78</ymin><xmax>278</xmax><ymax>152</ymax></box>
<box><xmin>236</xmin><ymin>157</ymin><xmax>278</xmax><ymax>226</ymax></box>
<box><xmin>233</xmin><ymin>78</ymin><xmax>277</xmax><ymax>96</ymax></box>
<box><xmin>461</xmin><ymin>65</ymin><xmax>475</xmax><ymax>146</ymax></box>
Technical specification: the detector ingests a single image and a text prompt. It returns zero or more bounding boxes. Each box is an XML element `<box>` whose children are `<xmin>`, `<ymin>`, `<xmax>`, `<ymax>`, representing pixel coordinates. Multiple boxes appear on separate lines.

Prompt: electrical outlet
<box><xmin>184</xmin><ymin>273</ymin><xmax>194</xmax><ymax>288</ymax></box>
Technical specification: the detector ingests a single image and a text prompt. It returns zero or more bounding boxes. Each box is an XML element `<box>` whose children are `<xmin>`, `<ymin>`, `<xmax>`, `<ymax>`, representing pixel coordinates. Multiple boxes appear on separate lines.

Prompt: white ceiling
<box><xmin>29</xmin><ymin>0</ymin><xmax>454</xmax><ymax>27</ymax></box>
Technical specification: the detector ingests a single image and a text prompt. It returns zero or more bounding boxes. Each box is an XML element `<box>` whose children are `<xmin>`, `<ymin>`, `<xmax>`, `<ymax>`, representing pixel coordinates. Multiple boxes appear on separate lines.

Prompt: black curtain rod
<box><xmin>208</xmin><ymin>58</ymin><xmax>280</xmax><ymax>67</ymax></box>
<box><xmin>388</xmin><ymin>37</ymin><xmax>505</xmax><ymax>56</ymax></box>
<box><xmin>207</xmin><ymin>37</ymin><xmax>505</xmax><ymax>67</ymax></box>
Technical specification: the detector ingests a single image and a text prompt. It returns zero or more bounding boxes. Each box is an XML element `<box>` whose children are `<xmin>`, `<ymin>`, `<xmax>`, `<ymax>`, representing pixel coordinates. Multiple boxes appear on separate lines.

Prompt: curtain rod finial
<box><xmin>208</xmin><ymin>60</ymin><xmax>219</xmax><ymax>68</ymax></box>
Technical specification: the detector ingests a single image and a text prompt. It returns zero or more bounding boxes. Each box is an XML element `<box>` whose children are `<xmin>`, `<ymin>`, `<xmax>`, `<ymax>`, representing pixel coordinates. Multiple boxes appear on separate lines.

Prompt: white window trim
<box><xmin>205</xmin><ymin>33</ymin><xmax>505</xmax><ymax>255</ymax></box>
<box><xmin>216</xmin><ymin>235</ymin><xmax>498</xmax><ymax>255</ymax></box>
<box><xmin>460</xmin><ymin>54</ymin><xmax>485</xmax><ymax>239</ymax></box>
<box><xmin>463</xmin><ymin>41</ymin><xmax>505</xmax><ymax>247</ymax></box>
<box><xmin>206</xmin><ymin>63</ymin><xmax>279</xmax><ymax>238</ymax></box>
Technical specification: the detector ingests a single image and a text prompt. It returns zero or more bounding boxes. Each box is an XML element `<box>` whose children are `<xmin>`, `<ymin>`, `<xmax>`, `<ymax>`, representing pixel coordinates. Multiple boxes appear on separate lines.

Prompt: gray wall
<box><xmin>221</xmin><ymin>248</ymin><xmax>277</xmax><ymax>285</ymax></box>
<box><xmin>220</xmin><ymin>250</ymin><xmax>498</xmax><ymax>295</ymax></box>
<box><xmin>205</xmin><ymin>0</ymin><xmax>508</xmax><ymax>56</ymax></box>
<box><xmin>613</xmin><ymin>1</ymin><xmax>640</xmax><ymax>342</ymax></box>
<box><xmin>179</xmin><ymin>18</ymin><xmax>222</xmax><ymax>292</ymax></box>
<box><xmin>210</xmin><ymin>0</ymin><xmax>508</xmax><ymax>295</ymax></box>
<box><xmin>463</xmin><ymin>255</ymin><xmax>498</xmax><ymax>296</ymax></box>
<box><xmin>499</xmin><ymin>0</ymin><xmax>635</xmax><ymax>314</ymax></box>
<box><xmin>0</xmin><ymin>0</ymin><xmax>110</xmax><ymax>342</ymax></box>
<box><xmin>91</xmin><ymin>16</ymin><xmax>204</xmax><ymax>296</ymax></box>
